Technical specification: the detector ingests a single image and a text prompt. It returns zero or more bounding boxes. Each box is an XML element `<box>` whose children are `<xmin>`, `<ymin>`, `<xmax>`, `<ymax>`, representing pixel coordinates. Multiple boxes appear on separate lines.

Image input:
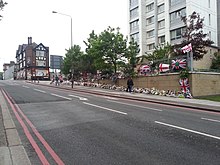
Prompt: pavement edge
<box><xmin>0</xmin><ymin>89</ymin><xmax>31</xmax><ymax>165</ymax></box>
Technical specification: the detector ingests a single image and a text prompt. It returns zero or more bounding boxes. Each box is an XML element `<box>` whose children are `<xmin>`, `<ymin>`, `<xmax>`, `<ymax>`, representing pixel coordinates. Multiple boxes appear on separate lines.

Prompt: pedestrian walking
<box><xmin>126</xmin><ymin>76</ymin><xmax>134</xmax><ymax>92</ymax></box>
<box><xmin>55</xmin><ymin>75</ymin><xmax>59</xmax><ymax>86</ymax></box>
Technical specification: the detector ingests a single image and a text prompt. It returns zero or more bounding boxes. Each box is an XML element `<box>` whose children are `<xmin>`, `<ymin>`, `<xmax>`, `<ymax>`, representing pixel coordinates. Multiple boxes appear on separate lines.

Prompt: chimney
<box><xmin>28</xmin><ymin>37</ymin><xmax>32</xmax><ymax>45</ymax></box>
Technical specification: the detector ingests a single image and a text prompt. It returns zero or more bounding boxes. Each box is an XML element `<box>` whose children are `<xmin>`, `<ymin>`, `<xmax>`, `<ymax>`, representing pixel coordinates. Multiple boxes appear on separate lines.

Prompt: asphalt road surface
<box><xmin>0</xmin><ymin>80</ymin><xmax>220</xmax><ymax>165</ymax></box>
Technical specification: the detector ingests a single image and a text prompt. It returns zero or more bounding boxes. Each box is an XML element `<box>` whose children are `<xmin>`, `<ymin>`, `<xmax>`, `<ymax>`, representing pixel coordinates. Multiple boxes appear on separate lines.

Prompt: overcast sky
<box><xmin>0</xmin><ymin>0</ymin><xmax>128</xmax><ymax>72</ymax></box>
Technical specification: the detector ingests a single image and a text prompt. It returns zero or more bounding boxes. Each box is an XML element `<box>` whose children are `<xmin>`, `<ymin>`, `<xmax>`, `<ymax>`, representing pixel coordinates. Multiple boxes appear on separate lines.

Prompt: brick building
<box><xmin>15</xmin><ymin>37</ymin><xmax>50</xmax><ymax>80</ymax></box>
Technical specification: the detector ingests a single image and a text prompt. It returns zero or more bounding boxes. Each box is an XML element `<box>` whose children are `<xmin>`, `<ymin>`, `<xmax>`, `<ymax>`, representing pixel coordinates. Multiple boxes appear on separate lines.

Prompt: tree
<box><xmin>210</xmin><ymin>52</ymin><xmax>220</xmax><ymax>70</ymax></box>
<box><xmin>85</xmin><ymin>26</ymin><xmax>127</xmax><ymax>74</ymax></box>
<box><xmin>123</xmin><ymin>38</ymin><xmax>139</xmax><ymax>77</ymax></box>
<box><xmin>177</xmin><ymin>11</ymin><xmax>214</xmax><ymax>60</ymax></box>
<box><xmin>0</xmin><ymin>0</ymin><xmax>7</xmax><ymax>20</ymax></box>
<box><xmin>61</xmin><ymin>45</ymin><xmax>84</xmax><ymax>80</ymax></box>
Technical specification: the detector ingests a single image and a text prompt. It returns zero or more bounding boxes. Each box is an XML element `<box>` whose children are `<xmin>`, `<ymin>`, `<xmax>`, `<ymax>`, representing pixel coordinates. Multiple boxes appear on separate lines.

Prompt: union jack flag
<box><xmin>171</xmin><ymin>59</ymin><xmax>187</xmax><ymax>70</ymax></box>
<box><xmin>179</xmin><ymin>78</ymin><xmax>190</xmax><ymax>93</ymax></box>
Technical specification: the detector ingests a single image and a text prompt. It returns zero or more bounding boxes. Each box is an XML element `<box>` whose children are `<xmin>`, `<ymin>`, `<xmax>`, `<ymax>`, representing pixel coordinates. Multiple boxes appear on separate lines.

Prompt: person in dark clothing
<box><xmin>127</xmin><ymin>76</ymin><xmax>134</xmax><ymax>92</ymax></box>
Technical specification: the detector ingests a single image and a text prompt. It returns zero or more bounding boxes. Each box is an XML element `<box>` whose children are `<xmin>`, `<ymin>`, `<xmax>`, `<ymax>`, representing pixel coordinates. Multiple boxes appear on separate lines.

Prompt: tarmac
<box><xmin>0</xmin><ymin>80</ymin><xmax>220</xmax><ymax>165</ymax></box>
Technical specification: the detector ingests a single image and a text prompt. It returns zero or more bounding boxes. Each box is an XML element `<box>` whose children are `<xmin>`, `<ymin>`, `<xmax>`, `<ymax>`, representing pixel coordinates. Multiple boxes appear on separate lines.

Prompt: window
<box><xmin>158</xmin><ymin>36</ymin><xmax>165</xmax><ymax>44</ymax></box>
<box><xmin>147</xmin><ymin>30</ymin><xmax>154</xmax><ymax>38</ymax></box>
<box><xmin>36</xmin><ymin>50</ymin><xmax>45</xmax><ymax>57</ymax></box>
<box><xmin>147</xmin><ymin>43</ymin><xmax>155</xmax><ymax>50</ymax></box>
<box><xmin>158</xmin><ymin>4</ymin><xmax>164</xmax><ymax>13</ymax></box>
<box><xmin>131</xmin><ymin>33</ymin><xmax>139</xmax><ymax>43</ymax></box>
<box><xmin>209</xmin><ymin>14</ymin><xmax>211</xmax><ymax>25</ymax></box>
<box><xmin>158</xmin><ymin>19</ymin><xmax>165</xmax><ymax>29</ymax></box>
<box><xmin>146</xmin><ymin>16</ymin><xmax>154</xmax><ymax>25</ymax></box>
<box><xmin>170</xmin><ymin>27</ymin><xmax>185</xmax><ymax>40</ymax></box>
<box><xmin>130</xmin><ymin>0</ymin><xmax>138</xmax><ymax>8</ymax></box>
<box><xmin>130</xmin><ymin>7</ymin><xmax>139</xmax><ymax>19</ymax></box>
<box><xmin>170</xmin><ymin>0</ymin><xmax>182</xmax><ymax>6</ymax></box>
<box><xmin>146</xmin><ymin>3</ymin><xmax>154</xmax><ymax>12</ymax></box>
<box><xmin>170</xmin><ymin>8</ymin><xmax>186</xmax><ymax>22</ymax></box>
<box><xmin>209</xmin><ymin>31</ymin><xmax>211</xmax><ymax>39</ymax></box>
<box><xmin>130</xmin><ymin>20</ymin><xmax>139</xmax><ymax>31</ymax></box>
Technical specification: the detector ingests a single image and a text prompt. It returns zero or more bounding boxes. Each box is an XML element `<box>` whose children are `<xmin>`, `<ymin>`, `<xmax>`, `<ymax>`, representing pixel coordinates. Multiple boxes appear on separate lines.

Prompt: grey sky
<box><xmin>0</xmin><ymin>0</ymin><xmax>128</xmax><ymax>71</ymax></box>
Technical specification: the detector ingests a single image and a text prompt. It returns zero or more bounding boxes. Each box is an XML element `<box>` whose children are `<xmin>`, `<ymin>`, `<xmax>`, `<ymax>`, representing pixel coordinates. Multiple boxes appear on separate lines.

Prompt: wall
<box><xmin>99</xmin><ymin>72</ymin><xmax>220</xmax><ymax>97</ymax></box>
<box><xmin>4</xmin><ymin>65</ymin><xmax>15</xmax><ymax>80</ymax></box>
<box><xmin>191</xmin><ymin>72</ymin><xmax>220</xmax><ymax>97</ymax></box>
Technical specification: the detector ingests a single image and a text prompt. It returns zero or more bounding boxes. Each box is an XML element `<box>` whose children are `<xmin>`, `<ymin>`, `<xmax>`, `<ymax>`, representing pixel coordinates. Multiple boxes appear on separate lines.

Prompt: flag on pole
<box><xmin>181</xmin><ymin>43</ymin><xmax>192</xmax><ymax>53</ymax></box>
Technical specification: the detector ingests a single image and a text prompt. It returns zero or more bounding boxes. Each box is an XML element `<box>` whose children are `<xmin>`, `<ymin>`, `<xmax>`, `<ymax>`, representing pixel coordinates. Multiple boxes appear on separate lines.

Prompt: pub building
<box><xmin>15</xmin><ymin>37</ymin><xmax>50</xmax><ymax>80</ymax></box>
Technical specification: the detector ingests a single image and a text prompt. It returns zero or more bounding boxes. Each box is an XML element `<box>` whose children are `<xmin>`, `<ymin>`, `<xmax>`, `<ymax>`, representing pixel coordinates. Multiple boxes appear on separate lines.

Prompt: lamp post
<box><xmin>52</xmin><ymin>11</ymin><xmax>73</xmax><ymax>48</ymax></box>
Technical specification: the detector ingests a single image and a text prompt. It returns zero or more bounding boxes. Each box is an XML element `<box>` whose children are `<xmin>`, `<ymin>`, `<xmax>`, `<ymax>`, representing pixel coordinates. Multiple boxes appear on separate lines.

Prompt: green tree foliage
<box><xmin>85</xmin><ymin>26</ymin><xmax>127</xmax><ymax>74</ymax></box>
<box><xmin>176</xmin><ymin>11</ymin><xmax>214</xmax><ymax>60</ymax></box>
<box><xmin>143</xmin><ymin>42</ymin><xmax>173</xmax><ymax>68</ymax></box>
<box><xmin>211</xmin><ymin>52</ymin><xmax>220</xmax><ymax>70</ymax></box>
<box><xmin>61</xmin><ymin>45</ymin><xmax>84</xmax><ymax>79</ymax></box>
<box><xmin>123</xmin><ymin>38</ymin><xmax>139</xmax><ymax>76</ymax></box>
<box><xmin>0</xmin><ymin>0</ymin><xmax>7</xmax><ymax>20</ymax></box>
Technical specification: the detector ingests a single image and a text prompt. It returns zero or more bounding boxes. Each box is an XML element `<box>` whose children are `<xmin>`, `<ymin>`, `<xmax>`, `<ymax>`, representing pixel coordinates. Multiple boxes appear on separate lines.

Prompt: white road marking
<box><xmin>83</xmin><ymin>102</ymin><xmax>127</xmax><ymax>115</ymax></box>
<box><xmin>201</xmin><ymin>117</ymin><xmax>220</xmax><ymax>123</ymax></box>
<box><xmin>69</xmin><ymin>94</ymin><xmax>88</xmax><ymax>100</ymax></box>
<box><xmin>51</xmin><ymin>93</ymin><xmax>72</xmax><ymax>100</ymax></box>
<box><xmin>34</xmin><ymin>89</ymin><xmax>46</xmax><ymax>93</ymax></box>
<box><xmin>155</xmin><ymin>121</ymin><xmax>220</xmax><ymax>140</ymax></box>
<box><xmin>107</xmin><ymin>100</ymin><xmax>162</xmax><ymax>112</ymax></box>
<box><xmin>23</xmin><ymin>85</ymin><xmax>30</xmax><ymax>88</ymax></box>
<box><xmin>103</xmin><ymin>96</ymin><xmax>118</xmax><ymax>100</ymax></box>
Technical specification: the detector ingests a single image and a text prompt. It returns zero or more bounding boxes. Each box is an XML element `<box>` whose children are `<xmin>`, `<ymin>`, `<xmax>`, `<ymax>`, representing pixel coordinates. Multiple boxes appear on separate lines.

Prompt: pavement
<box><xmin>0</xmin><ymin>80</ymin><xmax>219</xmax><ymax>165</ymax></box>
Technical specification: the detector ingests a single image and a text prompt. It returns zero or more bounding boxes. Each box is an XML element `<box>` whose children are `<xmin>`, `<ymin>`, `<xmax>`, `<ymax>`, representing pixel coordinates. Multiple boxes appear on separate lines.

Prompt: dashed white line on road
<box><xmin>34</xmin><ymin>89</ymin><xmax>46</xmax><ymax>93</ymax></box>
<box><xmin>23</xmin><ymin>85</ymin><xmax>30</xmax><ymax>88</ymax></box>
<box><xmin>155</xmin><ymin>121</ymin><xmax>220</xmax><ymax>140</ymax></box>
<box><xmin>83</xmin><ymin>102</ymin><xmax>127</xmax><ymax>115</ymax></box>
<box><xmin>69</xmin><ymin>94</ymin><xmax>88</xmax><ymax>100</ymax></box>
<box><xmin>201</xmin><ymin>117</ymin><xmax>220</xmax><ymax>123</ymax></box>
<box><xmin>107</xmin><ymin>100</ymin><xmax>162</xmax><ymax>112</ymax></box>
<box><xmin>51</xmin><ymin>93</ymin><xmax>72</xmax><ymax>100</ymax></box>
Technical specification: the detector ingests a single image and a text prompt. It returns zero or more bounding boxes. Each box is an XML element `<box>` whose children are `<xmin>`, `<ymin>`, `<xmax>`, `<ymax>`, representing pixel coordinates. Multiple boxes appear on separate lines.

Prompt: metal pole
<box><xmin>52</xmin><ymin>11</ymin><xmax>73</xmax><ymax>48</ymax></box>
<box><xmin>71</xmin><ymin>17</ymin><xmax>73</xmax><ymax>48</ymax></box>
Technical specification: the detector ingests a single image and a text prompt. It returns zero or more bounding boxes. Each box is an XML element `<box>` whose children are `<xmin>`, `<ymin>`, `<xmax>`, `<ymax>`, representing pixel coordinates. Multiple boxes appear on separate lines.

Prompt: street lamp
<box><xmin>52</xmin><ymin>11</ymin><xmax>73</xmax><ymax>48</ymax></box>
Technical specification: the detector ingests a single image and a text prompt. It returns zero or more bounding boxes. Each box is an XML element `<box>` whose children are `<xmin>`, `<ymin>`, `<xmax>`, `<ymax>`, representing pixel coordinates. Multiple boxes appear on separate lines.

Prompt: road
<box><xmin>0</xmin><ymin>80</ymin><xmax>220</xmax><ymax>165</ymax></box>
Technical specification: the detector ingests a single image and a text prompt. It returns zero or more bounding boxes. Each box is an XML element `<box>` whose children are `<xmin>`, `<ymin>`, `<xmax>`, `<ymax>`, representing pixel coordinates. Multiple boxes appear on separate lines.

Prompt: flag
<box><xmin>181</xmin><ymin>43</ymin><xmax>192</xmax><ymax>53</ymax></box>
<box><xmin>179</xmin><ymin>78</ymin><xmax>190</xmax><ymax>93</ymax></box>
<box><xmin>140</xmin><ymin>65</ymin><xmax>151</xmax><ymax>74</ymax></box>
<box><xmin>171</xmin><ymin>59</ymin><xmax>187</xmax><ymax>70</ymax></box>
<box><xmin>159</xmin><ymin>63</ymin><xmax>170</xmax><ymax>73</ymax></box>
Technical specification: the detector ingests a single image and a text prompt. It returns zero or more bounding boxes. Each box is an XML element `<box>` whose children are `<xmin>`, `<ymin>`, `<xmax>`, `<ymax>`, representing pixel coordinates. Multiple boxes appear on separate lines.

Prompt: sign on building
<box><xmin>50</xmin><ymin>55</ymin><xmax>63</xmax><ymax>69</ymax></box>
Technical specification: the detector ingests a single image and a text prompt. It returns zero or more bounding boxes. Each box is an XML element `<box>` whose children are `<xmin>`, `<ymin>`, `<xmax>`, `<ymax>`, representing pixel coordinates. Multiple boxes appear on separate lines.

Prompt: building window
<box><xmin>130</xmin><ymin>33</ymin><xmax>139</xmax><ymax>43</ymax></box>
<box><xmin>158</xmin><ymin>19</ymin><xmax>165</xmax><ymax>29</ymax></box>
<box><xmin>146</xmin><ymin>16</ymin><xmax>154</xmax><ymax>25</ymax></box>
<box><xmin>170</xmin><ymin>0</ymin><xmax>182</xmax><ymax>6</ymax></box>
<box><xmin>209</xmin><ymin>14</ymin><xmax>211</xmax><ymax>25</ymax></box>
<box><xmin>146</xmin><ymin>3</ymin><xmax>154</xmax><ymax>12</ymax></box>
<box><xmin>170</xmin><ymin>8</ymin><xmax>186</xmax><ymax>23</ymax></box>
<box><xmin>147</xmin><ymin>43</ymin><xmax>155</xmax><ymax>50</ymax></box>
<box><xmin>130</xmin><ymin>20</ymin><xmax>139</xmax><ymax>32</ymax></box>
<box><xmin>130</xmin><ymin>7</ymin><xmax>139</xmax><ymax>19</ymax></box>
<box><xmin>36</xmin><ymin>50</ymin><xmax>45</xmax><ymax>57</ymax></box>
<box><xmin>130</xmin><ymin>0</ymin><xmax>138</xmax><ymax>8</ymax></box>
<box><xmin>158</xmin><ymin>36</ymin><xmax>165</xmax><ymax>44</ymax></box>
<box><xmin>158</xmin><ymin>4</ymin><xmax>165</xmax><ymax>14</ymax></box>
<box><xmin>147</xmin><ymin>30</ymin><xmax>154</xmax><ymax>38</ymax></box>
<box><xmin>170</xmin><ymin>27</ymin><xmax>185</xmax><ymax>40</ymax></box>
